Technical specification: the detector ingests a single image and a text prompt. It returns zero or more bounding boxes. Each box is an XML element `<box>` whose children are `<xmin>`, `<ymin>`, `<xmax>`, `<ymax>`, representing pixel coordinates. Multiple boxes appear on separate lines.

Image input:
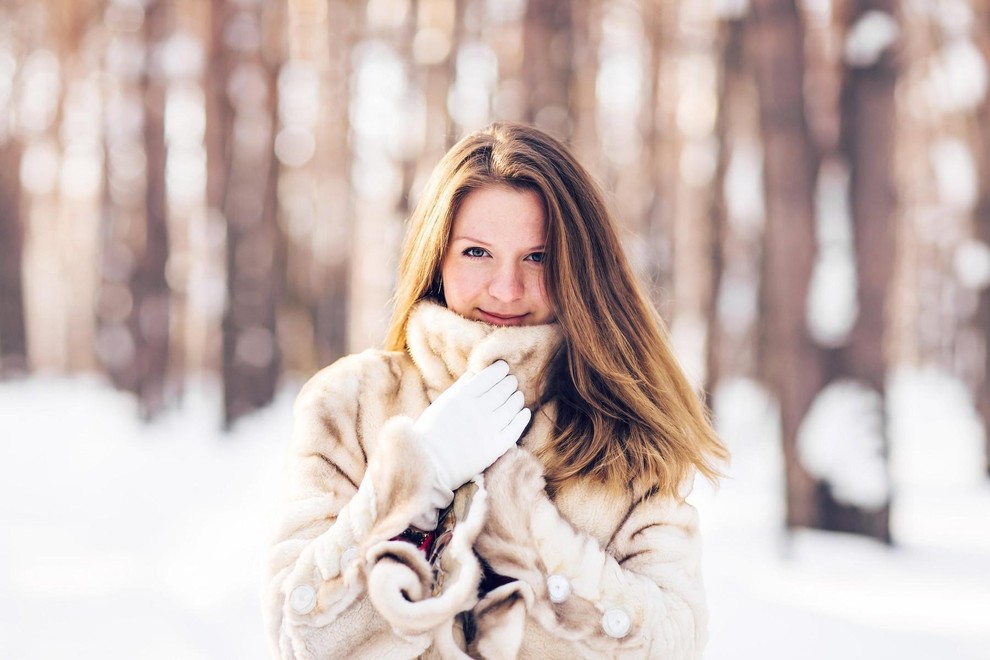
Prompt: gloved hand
<box><xmin>409</xmin><ymin>360</ymin><xmax>531</xmax><ymax>530</ymax></box>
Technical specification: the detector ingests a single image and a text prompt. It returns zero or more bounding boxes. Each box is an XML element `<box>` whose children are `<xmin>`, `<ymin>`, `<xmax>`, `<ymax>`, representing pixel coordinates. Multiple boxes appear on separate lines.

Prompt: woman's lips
<box><xmin>477</xmin><ymin>309</ymin><xmax>528</xmax><ymax>326</ymax></box>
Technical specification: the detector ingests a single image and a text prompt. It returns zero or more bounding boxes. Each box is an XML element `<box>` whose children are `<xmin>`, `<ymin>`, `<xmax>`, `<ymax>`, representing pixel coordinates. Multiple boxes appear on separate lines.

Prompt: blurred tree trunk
<box><xmin>892</xmin><ymin>6</ymin><xmax>938</xmax><ymax>374</ymax></box>
<box><xmin>522</xmin><ymin>0</ymin><xmax>572</xmax><ymax>138</ymax></box>
<box><xmin>643</xmin><ymin>0</ymin><xmax>678</xmax><ymax>319</ymax></box>
<box><xmin>132</xmin><ymin>0</ymin><xmax>171</xmax><ymax>418</ymax></box>
<box><xmin>209</xmin><ymin>0</ymin><xmax>284</xmax><ymax>427</ymax></box>
<box><xmin>98</xmin><ymin>0</ymin><xmax>148</xmax><ymax>393</ymax></box>
<box><xmin>277</xmin><ymin>0</ymin><xmax>357</xmax><ymax>373</ymax></box>
<box><xmin>668</xmin><ymin>5</ymin><xmax>718</xmax><ymax>392</ymax></box>
<box><xmin>974</xmin><ymin>0</ymin><xmax>990</xmax><ymax>476</ymax></box>
<box><xmin>205</xmin><ymin>0</ymin><xmax>229</xmax><ymax>214</ymax></box>
<box><xmin>979</xmin><ymin>152</ymin><xmax>990</xmax><ymax>478</ymax></box>
<box><xmin>0</xmin><ymin>4</ymin><xmax>33</xmax><ymax>379</ymax></box>
<box><xmin>705</xmin><ymin>13</ymin><xmax>746</xmax><ymax>402</ymax></box>
<box><xmin>393</xmin><ymin>0</ymin><xmax>418</xmax><ymax>321</ymax></box>
<box><xmin>54</xmin><ymin>0</ymin><xmax>102</xmax><ymax>373</ymax></box>
<box><xmin>414</xmin><ymin>0</ymin><xmax>456</xmax><ymax>175</ymax></box>
<box><xmin>311</xmin><ymin>0</ymin><xmax>358</xmax><ymax>366</ymax></box>
<box><xmin>569</xmin><ymin>0</ymin><xmax>599</xmax><ymax>168</ymax></box>
<box><xmin>747</xmin><ymin>0</ymin><xmax>824</xmax><ymax>532</ymax></box>
<box><xmin>0</xmin><ymin>138</ymin><xmax>27</xmax><ymax>376</ymax></box>
<box><xmin>828</xmin><ymin>0</ymin><xmax>899</xmax><ymax>541</ymax></box>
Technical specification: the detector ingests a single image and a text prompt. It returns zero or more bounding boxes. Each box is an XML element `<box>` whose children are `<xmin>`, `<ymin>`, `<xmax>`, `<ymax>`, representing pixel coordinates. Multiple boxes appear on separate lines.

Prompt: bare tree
<box><xmin>0</xmin><ymin>4</ymin><xmax>29</xmax><ymax>378</ymax></box>
<box><xmin>641</xmin><ymin>0</ymin><xmax>680</xmax><ymax>319</ymax></box>
<box><xmin>568</xmin><ymin>0</ymin><xmax>600</xmax><ymax>167</ymax></box>
<box><xmin>94</xmin><ymin>0</ymin><xmax>171</xmax><ymax>416</ymax></box>
<box><xmin>0</xmin><ymin>136</ymin><xmax>27</xmax><ymax>377</ymax></box>
<box><xmin>205</xmin><ymin>0</ymin><xmax>229</xmax><ymax>217</ymax></box>
<box><xmin>98</xmin><ymin>0</ymin><xmax>149</xmax><ymax>393</ymax></box>
<box><xmin>208</xmin><ymin>0</ymin><xmax>284</xmax><ymax>426</ymax></box>
<box><xmin>522</xmin><ymin>0</ymin><xmax>572</xmax><ymax>138</ymax></box>
<box><xmin>0</xmin><ymin>3</ymin><xmax>35</xmax><ymax>377</ymax></box>
<box><xmin>705</xmin><ymin>11</ymin><xmax>747</xmax><ymax>401</ymax></box>
<box><xmin>974</xmin><ymin>0</ymin><xmax>990</xmax><ymax>475</ymax></box>
<box><xmin>747</xmin><ymin>0</ymin><xmax>825</xmax><ymax>532</ymax></box>
<box><xmin>823</xmin><ymin>0</ymin><xmax>900</xmax><ymax>540</ymax></box>
<box><xmin>312</xmin><ymin>0</ymin><xmax>360</xmax><ymax>366</ymax></box>
<box><xmin>131</xmin><ymin>0</ymin><xmax>171</xmax><ymax>418</ymax></box>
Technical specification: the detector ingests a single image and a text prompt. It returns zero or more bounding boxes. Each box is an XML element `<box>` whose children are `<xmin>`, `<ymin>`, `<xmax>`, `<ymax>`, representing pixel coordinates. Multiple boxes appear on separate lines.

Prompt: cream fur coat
<box><xmin>264</xmin><ymin>301</ymin><xmax>708</xmax><ymax>659</ymax></box>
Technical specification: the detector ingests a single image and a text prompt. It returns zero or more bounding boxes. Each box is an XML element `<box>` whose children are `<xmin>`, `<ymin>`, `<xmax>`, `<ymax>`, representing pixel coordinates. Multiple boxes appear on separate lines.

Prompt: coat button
<box><xmin>601</xmin><ymin>607</ymin><xmax>631</xmax><ymax>638</ymax></box>
<box><xmin>340</xmin><ymin>545</ymin><xmax>358</xmax><ymax>572</ymax></box>
<box><xmin>289</xmin><ymin>585</ymin><xmax>316</xmax><ymax>614</ymax></box>
<box><xmin>546</xmin><ymin>574</ymin><xmax>571</xmax><ymax>603</ymax></box>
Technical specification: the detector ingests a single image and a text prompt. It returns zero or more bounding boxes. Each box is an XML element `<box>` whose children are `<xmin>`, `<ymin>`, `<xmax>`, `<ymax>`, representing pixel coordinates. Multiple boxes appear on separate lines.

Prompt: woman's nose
<box><xmin>488</xmin><ymin>263</ymin><xmax>524</xmax><ymax>301</ymax></box>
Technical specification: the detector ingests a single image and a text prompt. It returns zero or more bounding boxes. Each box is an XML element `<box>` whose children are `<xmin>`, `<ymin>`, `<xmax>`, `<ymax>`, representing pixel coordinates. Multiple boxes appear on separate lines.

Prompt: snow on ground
<box><xmin>698</xmin><ymin>371</ymin><xmax>990</xmax><ymax>660</ymax></box>
<box><xmin>1</xmin><ymin>370</ymin><xmax>989</xmax><ymax>659</ymax></box>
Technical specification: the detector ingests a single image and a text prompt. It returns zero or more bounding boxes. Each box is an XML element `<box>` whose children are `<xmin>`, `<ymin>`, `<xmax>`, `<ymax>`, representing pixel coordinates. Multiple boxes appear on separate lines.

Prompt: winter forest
<box><xmin>1</xmin><ymin>0</ymin><xmax>989</xmax><ymax>658</ymax></box>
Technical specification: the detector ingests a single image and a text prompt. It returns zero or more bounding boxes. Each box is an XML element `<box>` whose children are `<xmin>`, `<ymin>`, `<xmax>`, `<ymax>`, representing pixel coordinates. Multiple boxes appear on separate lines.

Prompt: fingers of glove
<box><xmin>480</xmin><ymin>374</ymin><xmax>519</xmax><ymax>410</ymax></box>
<box><xmin>463</xmin><ymin>360</ymin><xmax>510</xmax><ymax>396</ymax></box>
<box><xmin>499</xmin><ymin>407</ymin><xmax>532</xmax><ymax>447</ymax></box>
<box><xmin>492</xmin><ymin>390</ymin><xmax>525</xmax><ymax>429</ymax></box>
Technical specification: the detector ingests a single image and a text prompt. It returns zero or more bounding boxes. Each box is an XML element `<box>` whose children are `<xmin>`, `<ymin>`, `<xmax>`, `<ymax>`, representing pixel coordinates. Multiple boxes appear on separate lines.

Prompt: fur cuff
<box><xmin>363</xmin><ymin>452</ymin><xmax>491</xmax><ymax>641</ymax></box>
<box><xmin>471</xmin><ymin>580</ymin><xmax>535</xmax><ymax>659</ymax></box>
<box><xmin>361</xmin><ymin>416</ymin><xmax>444</xmax><ymax>541</ymax></box>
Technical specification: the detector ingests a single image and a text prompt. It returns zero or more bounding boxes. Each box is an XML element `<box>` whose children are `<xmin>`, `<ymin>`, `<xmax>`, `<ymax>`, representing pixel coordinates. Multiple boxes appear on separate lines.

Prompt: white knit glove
<box><xmin>410</xmin><ymin>360</ymin><xmax>531</xmax><ymax>530</ymax></box>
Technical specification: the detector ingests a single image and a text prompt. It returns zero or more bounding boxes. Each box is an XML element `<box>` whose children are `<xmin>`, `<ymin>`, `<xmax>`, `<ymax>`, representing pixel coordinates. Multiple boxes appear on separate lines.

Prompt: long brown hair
<box><xmin>385</xmin><ymin>122</ymin><xmax>727</xmax><ymax>497</ymax></box>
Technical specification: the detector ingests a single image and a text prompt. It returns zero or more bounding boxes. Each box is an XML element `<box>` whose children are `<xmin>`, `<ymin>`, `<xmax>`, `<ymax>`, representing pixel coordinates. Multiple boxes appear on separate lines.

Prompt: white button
<box><xmin>340</xmin><ymin>545</ymin><xmax>358</xmax><ymax>573</ymax></box>
<box><xmin>546</xmin><ymin>574</ymin><xmax>571</xmax><ymax>603</ymax></box>
<box><xmin>289</xmin><ymin>585</ymin><xmax>316</xmax><ymax>614</ymax></box>
<box><xmin>601</xmin><ymin>607</ymin><xmax>631</xmax><ymax>638</ymax></box>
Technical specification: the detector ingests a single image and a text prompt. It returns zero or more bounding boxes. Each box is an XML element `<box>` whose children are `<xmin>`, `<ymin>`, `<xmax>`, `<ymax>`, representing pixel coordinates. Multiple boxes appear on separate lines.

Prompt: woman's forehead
<box><xmin>450</xmin><ymin>186</ymin><xmax>547</xmax><ymax>244</ymax></box>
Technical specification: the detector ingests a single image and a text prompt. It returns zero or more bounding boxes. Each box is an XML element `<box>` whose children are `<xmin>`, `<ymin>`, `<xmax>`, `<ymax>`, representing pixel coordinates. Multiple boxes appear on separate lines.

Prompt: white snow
<box><xmin>807</xmin><ymin>246</ymin><xmax>858</xmax><ymax>346</ymax></box>
<box><xmin>0</xmin><ymin>375</ymin><xmax>291</xmax><ymax>659</ymax></box>
<box><xmin>724</xmin><ymin>138</ymin><xmax>765</xmax><ymax>233</ymax></box>
<box><xmin>844</xmin><ymin>11</ymin><xmax>900</xmax><ymax>68</ymax></box>
<box><xmin>670</xmin><ymin>311</ymin><xmax>709</xmax><ymax>390</ymax></box>
<box><xmin>954</xmin><ymin>239</ymin><xmax>990</xmax><ymax>291</ymax></box>
<box><xmin>929</xmin><ymin>39</ymin><xmax>988</xmax><ymax>114</ymax></box>
<box><xmin>2</xmin><ymin>371</ymin><xmax>990</xmax><ymax>659</ymax></box>
<box><xmin>931</xmin><ymin>137</ymin><xmax>978</xmax><ymax>211</ymax></box>
<box><xmin>160</xmin><ymin>32</ymin><xmax>205</xmax><ymax>82</ymax></box>
<box><xmin>713</xmin><ymin>0</ymin><xmax>749</xmax><ymax>20</ymax></box>
<box><xmin>797</xmin><ymin>379</ymin><xmax>890</xmax><ymax>509</ymax></box>
<box><xmin>808</xmin><ymin>161</ymin><xmax>857</xmax><ymax>347</ymax></box>
<box><xmin>449</xmin><ymin>41</ymin><xmax>498</xmax><ymax>131</ymax></box>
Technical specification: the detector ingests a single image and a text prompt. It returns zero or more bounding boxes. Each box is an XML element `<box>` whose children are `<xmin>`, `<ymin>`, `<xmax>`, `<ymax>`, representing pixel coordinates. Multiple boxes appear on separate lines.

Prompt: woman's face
<box><xmin>441</xmin><ymin>185</ymin><xmax>555</xmax><ymax>326</ymax></box>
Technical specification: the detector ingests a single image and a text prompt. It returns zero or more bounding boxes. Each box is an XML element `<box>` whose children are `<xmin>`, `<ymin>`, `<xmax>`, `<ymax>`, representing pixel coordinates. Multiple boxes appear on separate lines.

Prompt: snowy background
<box><xmin>1</xmin><ymin>370</ymin><xmax>989</xmax><ymax>659</ymax></box>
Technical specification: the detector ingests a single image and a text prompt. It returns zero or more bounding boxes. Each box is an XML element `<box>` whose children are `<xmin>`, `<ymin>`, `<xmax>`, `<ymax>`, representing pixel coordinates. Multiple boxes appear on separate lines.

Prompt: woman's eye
<box><xmin>526</xmin><ymin>252</ymin><xmax>545</xmax><ymax>264</ymax></box>
<box><xmin>464</xmin><ymin>247</ymin><xmax>487</xmax><ymax>258</ymax></box>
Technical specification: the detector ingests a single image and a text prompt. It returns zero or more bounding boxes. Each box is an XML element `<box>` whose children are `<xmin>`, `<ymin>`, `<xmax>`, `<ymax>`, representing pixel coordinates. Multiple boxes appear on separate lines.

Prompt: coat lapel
<box><xmin>405</xmin><ymin>301</ymin><xmax>562</xmax><ymax>407</ymax></box>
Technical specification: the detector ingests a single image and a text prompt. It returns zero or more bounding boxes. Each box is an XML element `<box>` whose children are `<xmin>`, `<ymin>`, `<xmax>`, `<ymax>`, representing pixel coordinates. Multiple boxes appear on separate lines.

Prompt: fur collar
<box><xmin>406</xmin><ymin>300</ymin><xmax>562</xmax><ymax>406</ymax></box>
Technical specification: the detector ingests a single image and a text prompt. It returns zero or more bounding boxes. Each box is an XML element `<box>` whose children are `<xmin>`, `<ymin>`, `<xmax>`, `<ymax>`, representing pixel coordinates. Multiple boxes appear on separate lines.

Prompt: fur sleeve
<box><xmin>263</xmin><ymin>355</ymin><xmax>478</xmax><ymax>659</ymax></box>
<box><xmin>474</xmin><ymin>448</ymin><xmax>707</xmax><ymax>659</ymax></box>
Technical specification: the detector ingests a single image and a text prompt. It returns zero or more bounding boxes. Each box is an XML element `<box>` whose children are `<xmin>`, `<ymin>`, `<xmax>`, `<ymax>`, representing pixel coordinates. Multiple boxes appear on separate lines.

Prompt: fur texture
<box><xmin>264</xmin><ymin>301</ymin><xmax>708</xmax><ymax>658</ymax></box>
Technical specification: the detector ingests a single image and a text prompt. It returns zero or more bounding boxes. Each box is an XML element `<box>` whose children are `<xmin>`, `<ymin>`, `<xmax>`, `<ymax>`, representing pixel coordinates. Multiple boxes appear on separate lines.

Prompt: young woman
<box><xmin>264</xmin><ymin>122</ymin><xmax>728</xmax><ymax>659</ymax></box>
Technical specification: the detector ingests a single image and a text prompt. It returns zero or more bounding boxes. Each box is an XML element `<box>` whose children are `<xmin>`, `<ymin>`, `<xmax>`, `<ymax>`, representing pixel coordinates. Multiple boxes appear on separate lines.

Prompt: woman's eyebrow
<box><xmin>451</xmin><ymin>236</ymin><xmax>545</xmax><ymax>251</ymax></box>
<box><xmin>451</xmin><ymin>235</ymin><xmax>492</xmax><ymax>245</ymax></box>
